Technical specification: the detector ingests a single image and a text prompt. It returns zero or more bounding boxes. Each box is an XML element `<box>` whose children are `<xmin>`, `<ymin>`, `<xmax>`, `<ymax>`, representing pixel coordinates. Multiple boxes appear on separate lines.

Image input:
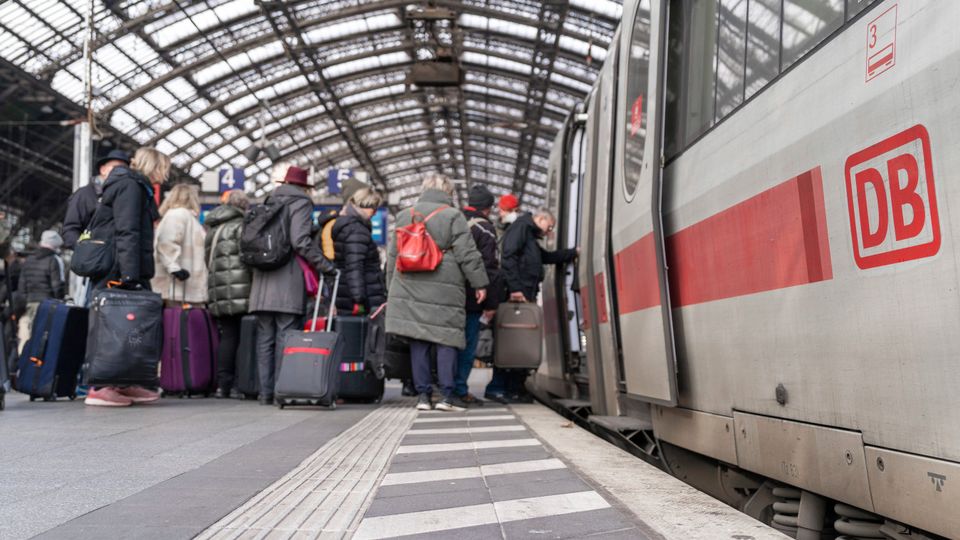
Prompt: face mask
<box><xmin>501</xmin><ymin>212</ymin><xmax>518</xmax><ymax>225</ymax></box>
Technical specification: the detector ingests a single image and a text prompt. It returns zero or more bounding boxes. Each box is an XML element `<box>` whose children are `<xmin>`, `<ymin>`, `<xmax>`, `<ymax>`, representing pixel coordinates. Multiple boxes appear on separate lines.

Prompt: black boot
<box><xmin>401</xmin><ymin>379</ymin><xmax>416</xmax><ymax>397</ymax></box>
<box><xmin>259</xmin><ymin>394</ymin><xmax>274</xmax><ymax>406</ymax></box>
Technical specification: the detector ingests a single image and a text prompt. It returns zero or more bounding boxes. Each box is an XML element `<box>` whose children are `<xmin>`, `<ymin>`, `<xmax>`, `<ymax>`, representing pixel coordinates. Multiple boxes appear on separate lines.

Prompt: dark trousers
<box><xmin>485</xmin><ymin>368</ymin><xmax>527</xmax><ymax>396</ymax></box>
<box><xmin>454</xmin><ymin>311</ymin><xmax>482</xmax><ymax>396</ymax></box>
<box><xmin>214</xmin><ymin>314</ymin><xmax>242</xmax><ymax>391</ymax></box>
<box><xmin>255</xmin><ymin>312</ymin><xmax>301</xmax><ymax>398</ymax></box>
<box><xmin>411</xmin><ymin>339</ymin><xmax>456</xmax><ymax>399</ymax></box>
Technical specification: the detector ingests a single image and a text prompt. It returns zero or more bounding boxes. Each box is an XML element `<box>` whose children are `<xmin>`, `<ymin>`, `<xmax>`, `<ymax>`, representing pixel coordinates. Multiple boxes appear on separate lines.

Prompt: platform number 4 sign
<box><xmin>865</xmin><ymin>4</ymin><xmax>897</xmax><ymax>82</ymax></box>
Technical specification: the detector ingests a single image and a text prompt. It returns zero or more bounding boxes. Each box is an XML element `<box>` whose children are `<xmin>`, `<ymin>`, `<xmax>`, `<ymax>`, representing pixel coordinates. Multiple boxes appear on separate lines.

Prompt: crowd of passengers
<box><xmin>0</xmin><ymin>147</ymin><xmax>576</xmax><ymax>411</ymax></box>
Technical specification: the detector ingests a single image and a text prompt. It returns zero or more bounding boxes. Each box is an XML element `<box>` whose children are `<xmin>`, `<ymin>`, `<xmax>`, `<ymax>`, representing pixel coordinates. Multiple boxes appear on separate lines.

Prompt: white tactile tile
<box><xmin>494</xmin><ymin>490</ymin><xmax>610</xmax><ymax>522</ymax></box>
<box><xmin>380</xmin><ymin>465</ymin><xmax>482</xmax><ymax>486</ymax></box>
<box><xmin>411</xmin><ymin>414</ymin><xmax>516</xmax><ymax>424</ymax></box>
<box><xmin>354</xmin><ymin>503</ymin><xmax>498</xmax><ymax>539</ymax></box>
<box><xmin>406</xmin><ymin>424</ymin><xmax>528</xmax><ymax>435</ymax></box>
<box><xmin>481</xmin><ymin>457</ymin><xmax>567</xmax><ymax>476</ymax></box>
<box><xmin>395</xmin><ymin>438</ymin><xmax>541</xmax><ymax>454</ymax></box>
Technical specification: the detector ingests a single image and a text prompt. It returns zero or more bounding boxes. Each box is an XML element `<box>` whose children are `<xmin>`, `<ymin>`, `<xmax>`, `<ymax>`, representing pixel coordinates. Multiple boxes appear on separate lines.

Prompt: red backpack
<box><xmin>395</xmin><ymin>206</ymin><xmax>448</xmax><ymax>273</ymax></box>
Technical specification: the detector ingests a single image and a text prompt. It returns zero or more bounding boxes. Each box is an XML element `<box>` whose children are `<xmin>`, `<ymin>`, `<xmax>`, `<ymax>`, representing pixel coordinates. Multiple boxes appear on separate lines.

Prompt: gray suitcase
<box><xmin>494</xmin><ymin>302</ymin><xmax>543</xmax><ymax>369</ymax></box>
<box><xmin>275</xmin><ymin>272</ymin><xmax>342</xmax><ymax>409</ymax></box>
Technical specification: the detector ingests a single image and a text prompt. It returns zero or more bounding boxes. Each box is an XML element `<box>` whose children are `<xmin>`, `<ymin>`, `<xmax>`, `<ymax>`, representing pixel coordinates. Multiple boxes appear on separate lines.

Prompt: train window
<box><xmin>622</xmin><ymin>0</ymin><xmax>653</xmax><ymax>198</ymax></box>
<box><xmin>664</xmin><ymin>0</ymin><xmax>719</xmax><ymax>158</ymax></box>
<box><xmin>716</xmin><ymin>0</ymin><xmax>747</xmax><ymax>119</ymax></box>
<box><xmin>781</xmin><ymin>0</ymin><xmax>844</xmax><ymax>69</ymax></box>
<box><xmin>745</xmin><ymin>0</ymin><xmax>781</xmax><ymax>99</ymax></box>
<box><xmin>846</xmin><ymin>0</ymin><xmax>878</xmax><ymax>20</ymax></box>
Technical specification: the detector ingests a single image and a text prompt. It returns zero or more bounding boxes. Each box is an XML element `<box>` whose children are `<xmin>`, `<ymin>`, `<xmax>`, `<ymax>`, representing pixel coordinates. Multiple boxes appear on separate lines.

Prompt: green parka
<box><xmin>386</xmin><ymin>189</ymin><xmax>489</xmax><ymax>349</ymax></box>
<box><xmin>204</xmin><ymin>205</ymin><xmax>251</xmax><ymax>317</ymax></box>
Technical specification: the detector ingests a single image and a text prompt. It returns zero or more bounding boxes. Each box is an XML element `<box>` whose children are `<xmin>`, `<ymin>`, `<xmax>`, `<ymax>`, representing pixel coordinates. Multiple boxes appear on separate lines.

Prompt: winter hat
<box><xmin>498</xmin><ymin>193</ymin><xmax>519</xmax><ymax>212</ymax></box>
<box><xmin>283</xmin><ymin>166</ymin><xmax>310</xmax><ymax>187</ymax></box>
<box><xmin>340</xmin><ymin>177</ymin><xmax>368</xmax><ymax>204</ymax></box>
<box><xmin>40</xmin><ymin>230</ymin><xmax>63</xmax><ymax>251</ymax></box>
<box><xmin>468</xmin><ymin>185</ymin><xmax>495</xmax><ymax>209</ymax></box>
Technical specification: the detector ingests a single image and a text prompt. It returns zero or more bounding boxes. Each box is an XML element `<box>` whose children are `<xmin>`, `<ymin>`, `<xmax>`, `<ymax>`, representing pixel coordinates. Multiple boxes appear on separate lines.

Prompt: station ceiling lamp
<box><xmin>243</xmin><ymin>106</ymin><xmax>281</xmax><ymax>163</ymax></box>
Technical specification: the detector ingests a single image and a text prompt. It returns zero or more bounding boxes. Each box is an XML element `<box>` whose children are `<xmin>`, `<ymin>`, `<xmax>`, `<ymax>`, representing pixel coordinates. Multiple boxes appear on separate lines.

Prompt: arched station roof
<box><xmin>0</xmin><ymin>0</ymin><xmax>622</xmax><ymax>207</ymax></box>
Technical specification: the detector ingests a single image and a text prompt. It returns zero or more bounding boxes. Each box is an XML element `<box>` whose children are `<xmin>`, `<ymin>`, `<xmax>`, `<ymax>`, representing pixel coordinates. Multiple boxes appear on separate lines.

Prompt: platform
<box><xmin>0</xmin><ymin>372</ymin><xmax>785</xmax><ymax>539</ymax></box>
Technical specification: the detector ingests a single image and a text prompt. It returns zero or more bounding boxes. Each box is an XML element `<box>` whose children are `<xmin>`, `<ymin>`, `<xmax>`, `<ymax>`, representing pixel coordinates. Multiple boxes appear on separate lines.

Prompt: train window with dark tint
<box><xmin>782</xmin><ymin>0</ymin><xmax>844</xmax><ymax>68</ymax></box>
<box><xmin>847</xmin><ymin>0</ymin><xmax>878</xmax><ymax>20</ymax></box>
<box><xmin>664</xmin><ymin>0</ymin><xmax>719</xmax><ymax>158</ymax></box>
<box><xmin>716</xmin><ymin>0</ymin><xmax>747</xmax><ymax>119</ymax></box>
<box><xmin>745</xmin><ymin>0</ymin><xmax>781</xmax><ymax>99</ymax></box>
<box><xmin>622</xmin><ymin>0</ymin><xmax>653</xmax><ymax>198</ymax></box>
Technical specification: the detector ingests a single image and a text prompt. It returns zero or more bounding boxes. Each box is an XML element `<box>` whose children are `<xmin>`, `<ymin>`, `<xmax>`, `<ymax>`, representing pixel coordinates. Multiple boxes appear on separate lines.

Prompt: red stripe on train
<box><xmin>283</xmin><ymin>347</ymin><xmax>331</xmax><ymax>356</ymax></box>
<box><xmin>615</xmin><ymin>167</ymin><xmax>832</xmax><ymax>313</ymax></box>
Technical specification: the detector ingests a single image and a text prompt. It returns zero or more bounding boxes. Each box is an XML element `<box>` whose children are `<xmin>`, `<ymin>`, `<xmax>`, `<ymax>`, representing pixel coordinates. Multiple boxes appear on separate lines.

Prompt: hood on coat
<box><xmin>341</xmin><ymin>203</ymin><xmax>372</xmax><ymax>227</ymax></box>
<box><xmin>204</xmin><ymin>204</ymin><xmax>244</xmax><ymax>227</ymax></box>
<box><xmin>418</xmin><ymin>189</ymin><xmax>453</xmax><ymax>206</ymax></box>
<box><xmin>104</xmin><ymin>165</ymin><xmax>161</xmax><ymax>221</ymax></box>
<box><xmin>272</xmin><ymin>183</ymin><xmax>312</xmax><ymax>203</ymax></box>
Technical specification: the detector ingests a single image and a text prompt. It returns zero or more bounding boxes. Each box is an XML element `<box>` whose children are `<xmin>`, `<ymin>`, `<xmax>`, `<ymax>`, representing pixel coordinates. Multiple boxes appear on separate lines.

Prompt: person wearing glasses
<box><xmin>485</xmin><ymin>205</ymin><xmax>577</xmax><ymax>404</ymax></box>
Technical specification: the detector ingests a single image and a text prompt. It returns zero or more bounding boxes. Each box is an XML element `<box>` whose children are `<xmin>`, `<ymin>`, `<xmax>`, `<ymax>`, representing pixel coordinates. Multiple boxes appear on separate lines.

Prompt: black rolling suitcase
<box><xmin>275</xmin><ymin>272</ymin><xmax>342</xmax><ymax>409</ymax></box>
<box><xmin>17</xmin><ymin>299</ymin><xmax>88</xmax><ymax>401</ymax></box>
<box><xmin>366</xmin><ymin>304</ymin><xmax>412</xmax><ymax>381</ymax></box>
<box><xmin>334</xmin><ymin>315</ymin><xmax>384</xmax><ymax>403</ymax></box>
<box><xmin>84</xmin><ymin>288</ymin><xmax>164</xmax><ymax>388</ymax></box>
<box><xmin>234</xmin><ymin>314</ymin><xmax>260</xmax><ymax>399</ymax></box>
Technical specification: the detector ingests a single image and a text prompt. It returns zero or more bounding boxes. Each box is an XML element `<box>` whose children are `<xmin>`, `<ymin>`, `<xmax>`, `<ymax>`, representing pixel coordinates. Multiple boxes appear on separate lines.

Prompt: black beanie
<box><xmin>468</xmin><ymin>184</ymin><xmax>495</xmax><ymax>209</ymax></box>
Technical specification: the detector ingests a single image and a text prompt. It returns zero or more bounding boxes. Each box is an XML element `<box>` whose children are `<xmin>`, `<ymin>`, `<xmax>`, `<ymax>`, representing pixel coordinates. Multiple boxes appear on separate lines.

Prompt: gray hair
<box><xmin>533</xmin><ymin>207</ymin><xmax>555</xmax><ymax>222</ymax></box>
<box><xmin>420</xmin><ymin>172</ymin><xmax>454</xmax><ymax>196</ymax></box>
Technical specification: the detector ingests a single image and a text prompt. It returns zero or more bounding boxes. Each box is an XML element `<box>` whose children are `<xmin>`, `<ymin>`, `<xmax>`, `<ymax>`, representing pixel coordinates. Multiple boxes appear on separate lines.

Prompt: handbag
<box><xmin>70</xmin><ymin>202</ymin><xmax>114</xmax><ymax>278</ymax></box>
<box><xmin>297</xmin><ymin>255</ymin><xmax>320</xmax><ymax>297</ymax></box>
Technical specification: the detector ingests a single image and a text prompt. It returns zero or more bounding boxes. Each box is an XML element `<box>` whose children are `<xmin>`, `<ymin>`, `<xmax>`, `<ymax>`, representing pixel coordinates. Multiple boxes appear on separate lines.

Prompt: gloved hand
<box><xmin>318</xmin><ymin>258</ymin><xmax>338</xmax><ymax>278</ymax></box>
<box><xmin>117</xmin><ymin>279</ymin><xmax>143</xmax><ymax>291</ymax></box>
<box><xmin>171</xmin><ymin>269</ymin><xmax>190</xmax><ymax>281</ymax></box>
<box><xmin>351</xmin><ymin>304</ymin><xmax>366</xmax><ymax>316</ymax></box>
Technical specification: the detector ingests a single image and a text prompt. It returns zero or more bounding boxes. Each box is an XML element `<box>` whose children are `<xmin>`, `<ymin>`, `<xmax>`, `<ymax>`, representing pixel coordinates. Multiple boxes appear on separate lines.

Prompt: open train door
<box><xmin>609</xmin><ymin>0</ymin><xmax>678</xmax><ymax>406</ymax></box>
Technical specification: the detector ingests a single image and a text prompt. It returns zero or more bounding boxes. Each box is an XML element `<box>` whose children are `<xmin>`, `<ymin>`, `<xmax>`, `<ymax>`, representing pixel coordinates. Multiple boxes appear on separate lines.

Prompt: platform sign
<box><xmin>327</xmin><ymin>168</ymin><xmax>353</xmax><ymax>194</ymax></box>
<box><xmin>844</xmin><ymin>124</ymin><xmax>939</xmax><ymax>269</ymax></box>
<box><xmin>371</xmin><ymin>208</ymin><xmax>388</xmax><ymax>246</ymax></box>
<box><xmin>218</xmin><ymin>167</ymin><xmax>245</xmax><ymax>193</ymax></box>
<box><xmin>865</xmin><ymin>4</ymin><xmax>897</xmax><ymax>82</ymax></box>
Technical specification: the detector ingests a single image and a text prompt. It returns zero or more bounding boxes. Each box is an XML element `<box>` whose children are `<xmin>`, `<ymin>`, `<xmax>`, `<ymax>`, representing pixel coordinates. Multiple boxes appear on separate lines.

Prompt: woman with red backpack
<box><xmin>385</xmin><ymin>173</ymin><xmax>489</xmax><ymax>412</ymax></box>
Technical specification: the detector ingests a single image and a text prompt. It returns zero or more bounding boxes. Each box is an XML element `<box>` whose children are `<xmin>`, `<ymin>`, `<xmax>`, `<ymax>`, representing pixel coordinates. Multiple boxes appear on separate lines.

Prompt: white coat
<box><xmin>151</xmin><ymin>207</ymin><xmax>209</xmax><ymax>304</ymax></box>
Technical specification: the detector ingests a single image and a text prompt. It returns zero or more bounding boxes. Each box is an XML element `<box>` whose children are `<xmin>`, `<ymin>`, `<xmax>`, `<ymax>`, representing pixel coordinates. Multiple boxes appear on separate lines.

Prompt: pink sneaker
<box><xmin>85</xmin><ymin>387</ymin><xmax>133</xmax><ymax>407</ymax></box>
<box><xmin>117</xmin><ymin>386</ymin><xmax>161</xmax><ymax>404</ymax></box>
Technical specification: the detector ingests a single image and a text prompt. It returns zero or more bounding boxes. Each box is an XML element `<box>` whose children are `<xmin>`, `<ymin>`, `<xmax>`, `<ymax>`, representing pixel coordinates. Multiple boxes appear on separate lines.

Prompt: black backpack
<box><xmin>240</xmin><ymin>198</ymin><xmax>292</xmax><ymax>270</ymax></box>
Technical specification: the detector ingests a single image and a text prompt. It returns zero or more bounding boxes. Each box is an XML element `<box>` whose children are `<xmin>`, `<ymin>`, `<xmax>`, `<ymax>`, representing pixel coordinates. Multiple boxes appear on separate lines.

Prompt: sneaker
<box><xmin>401</xmin><ymin>380</ymin><xmax>417</xmax><ymax>397</ymax></box>
<box><xmin>117</xmin><ymin>386</ymin><xmax>161</xmax><ymax>404</ymax></box>
<box><xmin>484</xmin><ymin>392</ymin><xmax>508</xmax><ymax>404</ymax></box>
<box><xmin>460</xmin><ymin>393</ymin><xmax>485</xmax><ymax>407</ymax></box>
<box><xmin>435</xmin><ymin>399</ymin><xmax>466</xmax><ymax>412</ymax></box>
<box><xmin>259</xmin><ymin>395</ymin><xmax>274</xmax><ymax>406</ymax></box>
<box><xmin>214</xmin><ymin>388</ymin><xmax>230</xmax><ymax>399</ymax></box>
<box><xmin>85</xmin><ymin>387</ymin><xmax>133</xmax><ymax>407</ymax></box>
<box><xmin>416</xmin><ymin>394</ymin><xmax>432</xmax><ymax>411</ymax></box>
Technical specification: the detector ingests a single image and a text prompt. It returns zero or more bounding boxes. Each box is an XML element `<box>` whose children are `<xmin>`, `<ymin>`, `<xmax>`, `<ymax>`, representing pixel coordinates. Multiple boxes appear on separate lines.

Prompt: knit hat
<box><xmin>498</xmin><ymin>193</ymin><xmax>519</xmax><ymax>212</ymax></box>
<box><xmin>468</xmin><ymin>185</ymin><xmax>495</xmax><ymax>209</ymax></box>
<box><xmin>40</xmin><ymin>230</ymin><xmax>63</xmax><ymax>251</ymax></box>
<box><xmin>340</xmin><ymin>177</ymin><xmax>368</xmax><ymax>203</ymax></box>
<box><xmin>283</xmin><ymin>166</ymin><xmax>310</xmax><ymax>187</ymax></box>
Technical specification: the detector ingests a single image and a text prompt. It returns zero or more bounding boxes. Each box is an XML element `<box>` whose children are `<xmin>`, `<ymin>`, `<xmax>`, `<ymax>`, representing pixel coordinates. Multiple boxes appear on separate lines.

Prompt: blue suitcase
<box><xmin>17</xmin><ymin>299</ymin><xmax>88</xmax><ymax>401</ymax></box>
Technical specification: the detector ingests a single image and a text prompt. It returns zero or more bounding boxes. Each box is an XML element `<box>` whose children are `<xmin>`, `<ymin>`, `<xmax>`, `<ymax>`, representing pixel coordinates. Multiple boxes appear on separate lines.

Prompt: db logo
<box><xmin>844</xmin><ymin>125</ymin><xmax>940</xmax><ymax>269</ymax></box>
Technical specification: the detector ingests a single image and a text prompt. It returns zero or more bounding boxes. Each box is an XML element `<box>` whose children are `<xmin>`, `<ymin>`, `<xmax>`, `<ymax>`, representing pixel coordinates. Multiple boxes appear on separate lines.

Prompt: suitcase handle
<box><xmin>309</xmin><ymin>270</ymin><xmax>340</xmax><ymax>333</ymax></box>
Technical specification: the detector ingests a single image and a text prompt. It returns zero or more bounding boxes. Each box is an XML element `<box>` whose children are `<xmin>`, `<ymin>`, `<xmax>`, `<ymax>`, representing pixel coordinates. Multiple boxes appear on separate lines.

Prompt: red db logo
<box><xmin>844</xmin><ymin>125</ymin><xmax>940</xmax><ymax>269</ymax></box>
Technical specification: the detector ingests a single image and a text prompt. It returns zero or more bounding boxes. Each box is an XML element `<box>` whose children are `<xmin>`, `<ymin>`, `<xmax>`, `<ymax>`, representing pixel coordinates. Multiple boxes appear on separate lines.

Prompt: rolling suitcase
<box><xmin>84</xmin><ymin>288</ymin><xmax>163</xmax><ymax>388</ymax></box>
<box><xmin>234</xmin><ymin>314</ymin><xmax>260</xmax><ymax>399</ymax></box>
<box><xmin>160</xmin><ymin>301</ymin><xmax>218</xmax><ymax>397</ymax></box>
<box><xmin>275</xmin><ymin>271</ymin><xmax>343</xmax><ymax>409</ymax></box>
<box><xmin>334</xmin><ymin>315</ymin><xmax>384</xmax><ymax>403</ymax></box>
<box><xmin>494</xmin><ymin>302</ymin><xmax>544</xmax><ymax>369</ymax></box>
<box><xmin>17</xmin><ymin>299</ymin><xmax>88</xmax><ymax>401</ymax></box>
<box><xmin>366</xmin><ymin>304</ymin><xmax>412</xmax><ymax>381</ymax></box>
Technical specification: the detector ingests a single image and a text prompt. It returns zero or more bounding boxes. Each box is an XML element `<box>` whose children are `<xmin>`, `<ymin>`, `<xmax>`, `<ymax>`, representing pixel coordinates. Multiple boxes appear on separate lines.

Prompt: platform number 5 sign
<box><xmin>865</xmin><ymin>5</ymin><xmax>897</xmax><ymax>82</ymax></box>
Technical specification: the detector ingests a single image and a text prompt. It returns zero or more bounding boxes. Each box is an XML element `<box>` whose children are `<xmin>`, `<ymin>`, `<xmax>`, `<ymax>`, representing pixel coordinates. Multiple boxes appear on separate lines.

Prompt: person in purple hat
<box><xmin>247</xmin><ymin>165</ymin><xmax>338</xmax><ymax>405</ymax></box>
<box><xmin>62</xmin><ymin>149</ymin><xmax>130</xmax><ymax>250</ymax></box>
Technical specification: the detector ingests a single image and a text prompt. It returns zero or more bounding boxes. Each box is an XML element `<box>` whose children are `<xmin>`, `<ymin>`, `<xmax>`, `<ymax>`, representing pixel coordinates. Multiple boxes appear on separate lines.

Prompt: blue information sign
<box><xmin>218</xmin><ymin>167</ymin><xmax>244</xmax><ymax>193</ymax></box>
<box><xmin>327</xmin><ymin>168</ymin><xmax>352</xmax><ymax>194</ymax></box>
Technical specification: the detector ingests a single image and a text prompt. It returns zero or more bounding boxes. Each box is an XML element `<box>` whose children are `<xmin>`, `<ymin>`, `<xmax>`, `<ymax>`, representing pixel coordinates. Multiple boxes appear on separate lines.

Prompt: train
<box><xmin>530</xmin><ymin>0</ymin><xmax>958</xmax><ymax>538</ymax></box>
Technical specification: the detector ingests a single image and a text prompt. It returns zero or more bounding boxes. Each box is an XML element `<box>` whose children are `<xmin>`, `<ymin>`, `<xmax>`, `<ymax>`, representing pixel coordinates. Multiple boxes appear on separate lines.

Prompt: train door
<box><xmin>561</xmin><ymin>118</ymin><xmax>587</xmax><ymax>370</ymax></box>
<box><xmin>587</xmin><ymin>43</ymin><xmax>624</xmax><ymax>416</ymax></box>
<box><xmin>609</xmin><ymin>0</ymin><xmax>679</xmax><ymax>405</ymax></box>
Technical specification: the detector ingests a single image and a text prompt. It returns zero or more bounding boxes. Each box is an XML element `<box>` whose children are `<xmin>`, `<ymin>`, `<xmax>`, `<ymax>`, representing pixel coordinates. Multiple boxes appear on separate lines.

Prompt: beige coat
<box><xmin>152</xmin><ymin>207</ymin><xmax>209</xmax><ymax>303</ymax></box>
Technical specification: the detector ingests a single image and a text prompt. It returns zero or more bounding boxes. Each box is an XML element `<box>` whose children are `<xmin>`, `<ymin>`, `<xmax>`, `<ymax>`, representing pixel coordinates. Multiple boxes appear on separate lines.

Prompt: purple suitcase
<box><xmin>160</xmin><ymin>304</ymin><xmax>218</xmax><ymax>396</ymax></box>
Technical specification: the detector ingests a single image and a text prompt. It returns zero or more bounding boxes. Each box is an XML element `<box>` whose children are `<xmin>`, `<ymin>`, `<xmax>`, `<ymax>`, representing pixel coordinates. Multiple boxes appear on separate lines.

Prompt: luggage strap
<box><xmin>283</xmin><ymin>346</ymin><xmax>331</xmax><ymax>356</ymax></box>
<box><xmin>30</xmin><ymin>305</ymin><xmax>57</xmax><ymax>392</ymax></box>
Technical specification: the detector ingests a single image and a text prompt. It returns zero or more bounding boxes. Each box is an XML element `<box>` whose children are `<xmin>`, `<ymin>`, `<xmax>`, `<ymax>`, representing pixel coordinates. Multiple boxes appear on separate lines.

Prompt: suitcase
<box><xmin>275</xmin><ymin>271</ymin><xmax>343</xmax><ymax>409</ymax></box>
<box><xmin>84</xmin><ymin>288</ymin><xmax>164</xmax><ymax>387</ymax></box>
<box><xmin>334</xmin><ymin>315</ymin><xmax>384</xmax><ymax>403</ymax></box>
<box><xmin>494</xmin><ymin>302</ymin><xmax>544</xmax><ymax>369</ymax></box>
<box><xmin>160</xmin><ymin>303</ymin><xmax>218</xmax><ymax>396</ymax></box>
<box><xmin>234</xmin><ymin>314</ymin><xmax>260</xmax><ymax>398</ymax></box>
<box><xmin>366</xmin><ymin>304</ymin><xmax>412</xmax><ymax>381</ymax></box>
<box><xmin>17</xmin><ymin>299</ymin><xmax>88</xmax><ymax>401</ymax></box>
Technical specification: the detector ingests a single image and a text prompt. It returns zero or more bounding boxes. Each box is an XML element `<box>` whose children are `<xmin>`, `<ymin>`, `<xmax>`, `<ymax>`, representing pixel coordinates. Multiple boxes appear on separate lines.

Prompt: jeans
<box><xmin>215</xmin><ymin>315</ymin><xmax>242</xmax><ymax>391</ymax></box>
<box><xmin>454</xmin><ymin>311</ymin><xmax>482</xmax><ymax>396</ymax></box>
<box><xmin>255</xmin><ymin>312</ymin><xmax>301</xmax><ymax>398</ymax></box>
<box><xmin>411</xmin><ymin>339</ymin><xmax>456</xmax><ymax>399</ymax></box>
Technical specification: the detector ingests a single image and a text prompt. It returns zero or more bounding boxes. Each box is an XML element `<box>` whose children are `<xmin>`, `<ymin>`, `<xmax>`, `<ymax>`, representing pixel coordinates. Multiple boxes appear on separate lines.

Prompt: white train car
<box><xmin>534</xmin><ymin>0</ymin><xmax>959</xmax><ymax>537</ymax></box>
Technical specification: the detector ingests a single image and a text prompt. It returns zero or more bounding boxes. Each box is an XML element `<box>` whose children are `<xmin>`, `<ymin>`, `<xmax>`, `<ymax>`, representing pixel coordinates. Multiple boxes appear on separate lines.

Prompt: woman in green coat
<box><xmin>386</xmin><ymin>173</ymin><xmax>489</xmax><ymax>412</ymax></box>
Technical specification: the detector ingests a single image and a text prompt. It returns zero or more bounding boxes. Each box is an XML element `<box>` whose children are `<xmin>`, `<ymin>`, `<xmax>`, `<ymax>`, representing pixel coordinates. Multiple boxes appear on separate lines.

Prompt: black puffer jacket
<box><xmin>20</xmin><ymin>248</ymin><xmax>65</xmax><ymax>303</ymax></box>
<box><xmin>61</xmin><ymin>181</ymin><xmax>102</xmax><ymax>250</ymax></box>
<box><xmin>501</xmin><ymin>212</ymin><xmax>577</xmax><ymax>301</ymax></box>
<box><xmin>462</xmin><ymin>207</ymin><xmax>500</xmax><ymax>313</ymax></box>
<box><xmin>204</xmin><ymin>205</ymin><xmax>251</xmax><ymax>317</ymax></box>
<box><xmin>331</xmin><ymin>205</ymin><xmax>386</xmax><ymax>313</ymax></box>
<box><xmin>88</xmin><ymin>166</ymin><xmax>160</xmax><ymax>287</ymax></box>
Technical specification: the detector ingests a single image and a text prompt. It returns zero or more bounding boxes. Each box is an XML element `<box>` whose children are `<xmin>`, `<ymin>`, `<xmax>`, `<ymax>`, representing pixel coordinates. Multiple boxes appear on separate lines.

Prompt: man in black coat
<box><xmin>486</xmin><ymin>205</ymin><xmax>577</xmax><ymax>403</ymax></box>
<box><xmin>95</xmin><ymin>164</ymin><xmax>161</xmax><ymax>289</ymax></box>
<box><xmin>62</xmin><ymin>150</ymin><xmax>129</xmax><ymax>249</ymax></box>
<box><xmin>453</xmin><ymin>185</ymin><xmax>500</xmax><ymax>406</ymax></box>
